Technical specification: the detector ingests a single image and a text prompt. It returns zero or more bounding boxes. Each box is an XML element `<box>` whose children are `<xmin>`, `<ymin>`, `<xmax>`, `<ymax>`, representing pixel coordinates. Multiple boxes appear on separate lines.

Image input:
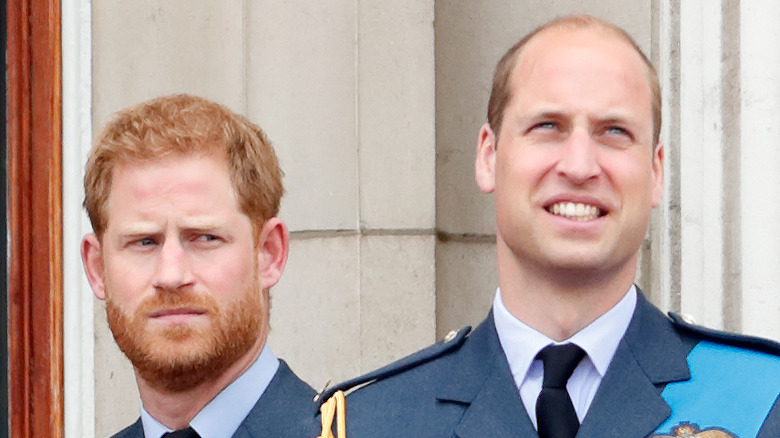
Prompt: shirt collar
<box><xmin>568</xmin><ymin>286</ymin><xmax>636</xmax><ymax>376</ymax></box>
<box><xmin>494</xmin><ymin>284</ymin><xmax>637</xmax><ymax>383</ymax></box>
<box><xmin>141</xmin><ymin>344</ymin><xmax>280</xmax><ymax>438</ymax></box>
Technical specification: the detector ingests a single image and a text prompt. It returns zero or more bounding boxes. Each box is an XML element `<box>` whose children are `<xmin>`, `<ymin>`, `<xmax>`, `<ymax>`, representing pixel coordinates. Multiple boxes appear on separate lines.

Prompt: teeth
<box><xmin>549</xmin><ymin>202</ymin><xmax>602</xmax><ymax>221</ymax></box>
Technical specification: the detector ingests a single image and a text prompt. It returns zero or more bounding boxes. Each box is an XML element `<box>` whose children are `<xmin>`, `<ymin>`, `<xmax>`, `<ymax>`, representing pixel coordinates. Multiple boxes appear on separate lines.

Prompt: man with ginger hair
<box><xmin>318</xmin><ymin>15</ymin><xmax>780</xmax><ymax>438</ymax></box>
<box><xmin>81</xmin><ymin>94</ymin><xmax>317</xmax><ymax>437</ymax></box>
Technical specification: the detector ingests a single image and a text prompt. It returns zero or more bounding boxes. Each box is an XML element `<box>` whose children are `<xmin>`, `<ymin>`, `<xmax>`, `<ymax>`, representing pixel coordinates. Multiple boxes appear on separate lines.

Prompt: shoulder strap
<box><xmin>314</xmin><ymin>326</ymin><xmax>471</xmax><ymax>410</ymax></box>
<box><xmin>668</xmin><ymin>312</ymin><xmax>780</xmax><ymax>356</ymax></box>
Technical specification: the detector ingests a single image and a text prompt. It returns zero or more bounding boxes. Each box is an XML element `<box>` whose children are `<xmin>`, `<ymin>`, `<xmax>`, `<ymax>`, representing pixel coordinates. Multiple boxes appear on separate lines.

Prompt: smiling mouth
<box><xmin>547</xmin><ymin>202</ymin><xmax>605</xmax><ymax>221</ymax></box>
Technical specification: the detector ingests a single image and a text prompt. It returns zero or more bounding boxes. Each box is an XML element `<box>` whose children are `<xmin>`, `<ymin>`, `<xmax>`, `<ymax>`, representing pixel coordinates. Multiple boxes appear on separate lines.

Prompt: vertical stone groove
<box><xmin>720</xmin><ymin>0</ymin><xmax>742</xmax><ymax>332</ymax></box>
<box><xmin>668</xmin><ymin>0</ymin><xmax>683</xmax><ymax>313</ymax></box>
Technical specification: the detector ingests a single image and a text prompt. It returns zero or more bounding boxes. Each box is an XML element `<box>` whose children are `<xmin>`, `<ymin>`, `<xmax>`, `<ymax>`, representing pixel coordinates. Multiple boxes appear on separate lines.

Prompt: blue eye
<box><xmin>192</xmin><ymin>233</ymin><xmax>225</xmax><ymax>247</ymax></box>
<box><xmin>535</xmin><ymin>121</ymin><xmax>557</xmax><ymax>130</ymax></box>
<box><xmin>138</xmin><ymin>237</ymin><xmax>156</xmax><ymax>246</ymax></box>
<box><xmin>606</xmin><ymin>125</ymin><xmax>636</xmax><ymax>143</ymax></box>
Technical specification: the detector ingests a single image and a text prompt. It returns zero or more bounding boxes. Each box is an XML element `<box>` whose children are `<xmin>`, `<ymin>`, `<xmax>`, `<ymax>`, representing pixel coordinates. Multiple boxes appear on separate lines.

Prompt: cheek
<box><xmin>102</xmin><ymin>256</ymin><xmax>152</xmax><ymax>308</ymax></box>
<box><xmin>602</xmin><ymin>153</ymin><xmax>656</xmax><ymax>193</ymax></box>
<box><xmin>494</xmin><ymin>155</ymin><xmax>548</xmax><ymax>210</ymax></box>
<box><xmin>198</xmin><ymin>249</ymin><xmax>257</xmax><ymax>300</ymax></box>
<box><xmin>103</xmin><ymin>258</ymin><xmax>142</xmax><ymax>297</ymax></box>
<box><xmin>103</xmin><ymin>273</ymin><xmax>141</xmax><ymax>315</ymax></box>
<box><xmin>497</xmin><ymin>146</ymin><xmax>556</xmax><ymax>183</ymax></box>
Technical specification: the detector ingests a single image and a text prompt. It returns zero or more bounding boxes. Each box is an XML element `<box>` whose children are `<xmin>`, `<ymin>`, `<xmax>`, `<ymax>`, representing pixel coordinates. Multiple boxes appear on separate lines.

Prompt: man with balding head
<box><xmin>319</xmin><ymin>16</ymin><xmax>780</xmax><ymax>438</ymax></box>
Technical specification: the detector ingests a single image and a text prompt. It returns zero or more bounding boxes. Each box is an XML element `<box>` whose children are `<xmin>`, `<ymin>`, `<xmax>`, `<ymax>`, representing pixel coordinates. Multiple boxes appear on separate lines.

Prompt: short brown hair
<box><xmin>84</xmin><ymin>94</ymin><xmax>284</xmax><ymax>238</ymax></box>
<box><xmin>487</xmin><ymin>15</ymin><xmax>662</xmax><ymax>145</ymax></box>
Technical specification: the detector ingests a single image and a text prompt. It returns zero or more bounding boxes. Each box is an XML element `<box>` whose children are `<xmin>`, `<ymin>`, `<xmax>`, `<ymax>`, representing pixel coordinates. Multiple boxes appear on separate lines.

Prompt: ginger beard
<box><xmin>105</xmin><ymin>272</ymin><xmax>268</xmax><ymax>392</ymax></box>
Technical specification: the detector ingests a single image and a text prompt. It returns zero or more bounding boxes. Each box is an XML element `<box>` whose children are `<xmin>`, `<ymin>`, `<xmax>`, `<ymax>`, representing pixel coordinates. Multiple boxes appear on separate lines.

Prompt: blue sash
<box><xmin>654</xmin><ymin>341</ymin><xmax>780</xmax><ymax>437</ymax></box>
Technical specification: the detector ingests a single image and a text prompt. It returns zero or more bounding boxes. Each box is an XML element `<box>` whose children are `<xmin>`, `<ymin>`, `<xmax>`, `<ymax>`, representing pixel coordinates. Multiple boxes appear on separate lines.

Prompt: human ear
<box><xmin>651</xmin><ymin>141</ymin><xmax>664</xmax><ymax>208</ymax></box>
<box><xmin>475</xmin><ymin>123</ymin><xmax>498</xmax><ymax>193</ymax></box>
<box><xmin>256</xmin><ymin>217</ymin><xmax>289</xmax><ymax>290</ymax></box>
<box><xmin>81</xmin><ymin>234</ymin><xmax>107</xmax><ymax>300</ymax></box>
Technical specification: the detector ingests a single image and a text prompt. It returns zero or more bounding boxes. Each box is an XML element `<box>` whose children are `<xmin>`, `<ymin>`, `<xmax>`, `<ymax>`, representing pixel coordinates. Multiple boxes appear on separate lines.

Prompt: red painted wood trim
<box><xmin>7</xmin><ymin>0</ymin><xmax>64</xmax><ymax>435</ymax></box>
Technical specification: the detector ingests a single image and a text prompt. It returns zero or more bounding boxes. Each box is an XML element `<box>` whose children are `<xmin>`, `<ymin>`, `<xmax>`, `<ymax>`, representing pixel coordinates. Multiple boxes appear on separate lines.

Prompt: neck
<box><xmin>136</xmin><ymin>336</ymin><xmax>266</xmax><ymax>430</ymax></box>
<box><xmin>496</xmin><ymin>240</ymin><xmax>636</xmax><ymax>341</ymax></box>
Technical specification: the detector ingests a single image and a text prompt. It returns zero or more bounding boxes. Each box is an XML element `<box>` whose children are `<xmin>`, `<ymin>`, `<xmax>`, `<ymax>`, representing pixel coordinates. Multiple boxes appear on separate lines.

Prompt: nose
<box><xmin>153</xmin><ymin>240</ymin><xmax>193</xmax><ymax>291</ymax></box>
<box><xmin>555</xmin><ymin>129</ymin><xmax>601</xmax><ymax>184</ymax></box>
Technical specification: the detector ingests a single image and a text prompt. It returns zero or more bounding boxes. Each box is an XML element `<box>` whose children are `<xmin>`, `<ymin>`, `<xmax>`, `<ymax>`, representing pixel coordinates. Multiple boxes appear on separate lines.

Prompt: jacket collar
<box><xmin>438</xmin><ymin>312</ymin><xmax>537</xmax><ymax>437</ymax></box>
<box><xmin>437</xmin><ymin>289</ymin><xmax>691</xmax><ymax>438</ymax></box>
<box><xmin>577</xmin><ymin>291</ymin><xmax>690</xmax><ymax>437</ymax></box>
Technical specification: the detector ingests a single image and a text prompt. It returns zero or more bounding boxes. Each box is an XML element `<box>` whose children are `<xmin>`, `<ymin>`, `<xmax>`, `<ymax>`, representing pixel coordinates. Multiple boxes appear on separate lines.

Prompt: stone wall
<box><xmin>60</xmin><ymin>1</ymin><xmax>780</xmax><ymax>436</ymax></box>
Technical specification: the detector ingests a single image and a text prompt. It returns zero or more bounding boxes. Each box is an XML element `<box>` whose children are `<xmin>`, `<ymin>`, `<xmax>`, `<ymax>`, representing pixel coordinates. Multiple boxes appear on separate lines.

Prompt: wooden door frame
<box><xmin>6</xmin><ymin>0</ymin><xmax>64</xmax><ymax>436</ymax></box>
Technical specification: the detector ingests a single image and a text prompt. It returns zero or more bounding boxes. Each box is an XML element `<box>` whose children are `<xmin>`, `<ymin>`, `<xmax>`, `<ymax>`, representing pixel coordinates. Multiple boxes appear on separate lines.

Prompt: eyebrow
<box><xmin>115</xmin><ymin>223</ymin><xmax>162</xmax><ymax>236</ymax></box>
<box><xmin>523</xmin><ymin>108</ymin><xmax>567</xmax><ymax>120</ymax></box>
<box><xmin>507</xmin><ymin>110</ymin><xmax>564</xmax><ymax>130</ymax></box>
<box><xmin>177</xmin><ymin>217</ymin><xmax>225</xmax><ymax>231</ymax></box>
<box><xmin>591</xmin><ymin>112</ymin><xmax>640</xmax><ymax>127</ymax></box>
<box><xmin>115</xmin><ymin>217</ymin><xmax>225</xmax><ymax>236</ymax></box>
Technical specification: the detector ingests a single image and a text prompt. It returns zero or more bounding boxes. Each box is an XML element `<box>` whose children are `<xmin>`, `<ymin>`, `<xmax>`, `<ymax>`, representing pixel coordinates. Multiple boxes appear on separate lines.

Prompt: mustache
<box><xmin>133</xmin><ymin>290</ymin><xmax>220</xmax><ymax>316</ymax></box>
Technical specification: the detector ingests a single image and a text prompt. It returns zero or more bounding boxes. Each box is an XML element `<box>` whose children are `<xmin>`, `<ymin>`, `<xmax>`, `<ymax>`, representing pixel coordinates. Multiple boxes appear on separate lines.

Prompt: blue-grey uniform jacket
<box><xmin>320</xmin><ymin>290</ymin><xmax>780</xmax><ymax>438</ymax></box>
<box><xmin>112</xmin><ymin>360</ymin><xmax>318</xmax><ymax>438</ymax></box>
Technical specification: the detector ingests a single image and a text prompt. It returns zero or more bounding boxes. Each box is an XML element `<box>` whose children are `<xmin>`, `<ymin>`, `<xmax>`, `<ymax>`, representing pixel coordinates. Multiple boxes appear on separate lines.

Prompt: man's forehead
<box><xmin>518</xmin><ymin>25</ymin><xmax>641</xmax><ymax>68</ymax></box>
<box><xmin>113</xmin><ymin>150</ymin><xmax>226</xmax><ymax>172</ymax></box>
<box><xmin>510</xmin><ymin>26</ymin><xmax>651</xmax><ymax>95</ymax></box>
<box><xmin>104</xmin><ymin>152</ymin><xmax>239</xmax><ymax>219</ymax></box>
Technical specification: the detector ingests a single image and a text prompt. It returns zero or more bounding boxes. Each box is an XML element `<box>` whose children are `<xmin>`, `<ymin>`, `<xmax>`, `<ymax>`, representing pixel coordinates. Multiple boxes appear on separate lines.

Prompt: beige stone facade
<box><xmin>61</xmin><ymin>1</ymin><xmax>780</xmax><ymax>436</ymax></box>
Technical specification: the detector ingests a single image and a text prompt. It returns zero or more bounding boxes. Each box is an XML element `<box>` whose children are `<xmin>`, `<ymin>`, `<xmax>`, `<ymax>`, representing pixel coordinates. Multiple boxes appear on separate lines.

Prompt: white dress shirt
<box><xmin>140</xmin><ymin>344</ymin><xmax>280</xmax><ymax>438</ymax></box>
<box><xmin>493</xmin><ymin>285</ymin><xmax>637</xmax><ymax>428</ymax></box>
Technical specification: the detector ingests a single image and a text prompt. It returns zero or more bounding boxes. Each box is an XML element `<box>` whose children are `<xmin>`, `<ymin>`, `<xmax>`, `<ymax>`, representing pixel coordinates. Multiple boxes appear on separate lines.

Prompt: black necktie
<box><xmin>535</xmin><ymin>343</ymin><xmax>586</xmax><ymax>438</ymax></box>
<box><xmin>162</xmin><ymin>427</ymin><xmax>200</xmax><ymax>438</ymax></box>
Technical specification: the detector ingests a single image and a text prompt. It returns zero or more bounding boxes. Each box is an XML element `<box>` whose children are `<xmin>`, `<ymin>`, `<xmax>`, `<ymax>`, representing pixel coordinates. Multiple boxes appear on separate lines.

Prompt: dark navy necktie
<box><xmin>162</xmin><ymin>426</ymin><xmax>200</xmax><ymax>438</ymax></box>
<box><xmin>535</xmin><ymin>343</ymin><xmax>586</xmax><ymax>438</ymax></box>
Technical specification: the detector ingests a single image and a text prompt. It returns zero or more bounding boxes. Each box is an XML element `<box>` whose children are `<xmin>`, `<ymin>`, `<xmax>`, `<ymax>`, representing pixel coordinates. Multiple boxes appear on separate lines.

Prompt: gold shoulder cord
<box><xmin>317</xmin><ymin>390</ymin><xmax>346</xmax><ymax>438</ymax></box>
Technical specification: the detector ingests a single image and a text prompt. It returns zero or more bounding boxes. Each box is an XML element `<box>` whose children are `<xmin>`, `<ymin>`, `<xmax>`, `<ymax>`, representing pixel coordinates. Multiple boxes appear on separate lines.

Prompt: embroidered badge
<box><xmin>651</xmin><ymin>422</ymin><xmax>739</xmax><ymax>438</ymax></box>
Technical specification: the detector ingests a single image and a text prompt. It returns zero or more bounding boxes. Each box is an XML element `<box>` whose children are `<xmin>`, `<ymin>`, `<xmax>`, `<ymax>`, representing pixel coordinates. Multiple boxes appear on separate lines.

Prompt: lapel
<box><xmin>231</xmin><ymin>360</ymin><xmax>317</xmax><ymax>438</ymax></box>
<box><xmin>110</xmin><ymin>418</ymin><xmax>143</xmax><ymax>438</ymax></box>
<box><xmin>438</xmin><ymin>313</ymin><xmax>539</xmax><ymax>438</ymax></box>
<box><xmin>439</xmin><ymin>291</ymin><xmax>693</xmax><ymax>438</ymax></box>
<box><xmin>577</xmin><ymin>291</ymin><xmax>691</xmax><ymax>438</ymax></box>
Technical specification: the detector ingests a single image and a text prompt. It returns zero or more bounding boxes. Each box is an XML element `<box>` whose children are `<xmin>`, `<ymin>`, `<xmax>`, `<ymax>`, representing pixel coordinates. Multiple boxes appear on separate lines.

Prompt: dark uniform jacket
<box><xmin>112</xmin><ymin>360</ymin><xmax>318</xmax><ymax>438</ymax></box>
<box><xmin>321</xmin><ymin>290</ymin><xmax>780</xmax><ymax>438</ymax></box>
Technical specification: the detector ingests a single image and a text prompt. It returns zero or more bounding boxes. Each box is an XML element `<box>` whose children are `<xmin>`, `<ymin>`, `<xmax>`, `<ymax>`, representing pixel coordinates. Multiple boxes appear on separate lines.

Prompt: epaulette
<box><xmin>314</xmin><ymin>326</ymin><xmax>471</xmax><ymax>410</ymax></box>
<box><xmin>669</xmin><ymin>312</ymin><xmax>780</xmax><ymax>356</ymax></box>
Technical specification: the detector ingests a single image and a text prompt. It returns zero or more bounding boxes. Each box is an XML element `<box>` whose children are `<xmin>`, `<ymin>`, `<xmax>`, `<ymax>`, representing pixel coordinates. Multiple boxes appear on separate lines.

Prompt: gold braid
<box><xmin>317</xmin><ymin>390</ymin><xmax>346</xmax><ymax>438</ymax></box>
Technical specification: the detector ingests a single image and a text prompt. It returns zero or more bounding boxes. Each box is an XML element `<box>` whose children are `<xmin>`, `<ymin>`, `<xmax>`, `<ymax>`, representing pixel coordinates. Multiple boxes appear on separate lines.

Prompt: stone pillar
<box><xmin>252</xmin><ymin>0</ymin><xmax>438</xmax><ymax>384</ymax></box>
<box><xmin>739</xmin><ymin>0</ymin><xmax>780</xmax><ymax>338</ymax></box>
<box><xmin>653</xmin><ymin>0</ymin><xmax>780</xmax><ymax>338</ymax></box>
